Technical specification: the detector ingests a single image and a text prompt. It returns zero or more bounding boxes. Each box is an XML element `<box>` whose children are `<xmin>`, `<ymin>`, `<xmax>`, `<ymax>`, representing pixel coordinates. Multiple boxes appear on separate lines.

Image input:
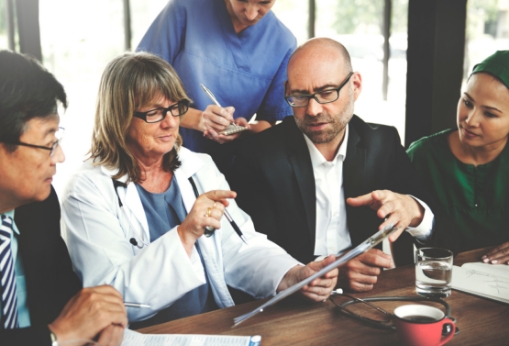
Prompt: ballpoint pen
<box><xmin>124</xmin><ymin>302</ymin><xmax>151</xmax><ymax>308</ymax></box>
<box><xmin>224</xmin><ymin>209</ymin><xmax>248</xmax><ymax>245</ymax></box>
<box><xmin>188</xmin><ymin>177</ymin><xmax>248</xmax><ymax>245</ymax></box>
<box><xmin>200</xmin><ymin>83</ymin><xmax>222</xmax><ymax>108</ymax></box>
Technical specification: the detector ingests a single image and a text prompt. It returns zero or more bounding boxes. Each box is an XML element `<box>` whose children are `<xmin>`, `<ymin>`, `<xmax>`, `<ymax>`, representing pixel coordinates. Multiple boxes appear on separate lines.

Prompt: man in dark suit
<box><xmin>230</xmin><ymin>38</ymin><xmax>435</xmax><ymax>292</ymax></box>
<box><xmin>0</xmin><ymin>50</ymin><xmax>127</xmax><ymax>345</ymax></box>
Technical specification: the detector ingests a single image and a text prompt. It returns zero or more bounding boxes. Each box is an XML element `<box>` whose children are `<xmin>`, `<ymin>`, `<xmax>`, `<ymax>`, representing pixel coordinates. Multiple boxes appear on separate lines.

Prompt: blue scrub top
<box><xmin>134</xmin><ymin>177</ymin><xmax>217</xmax><ymax>327</ymax></box>
<box><xmin>137</xmin><ymin>0</ymin><xmax>296</xmax><ymax>159</ymax></box>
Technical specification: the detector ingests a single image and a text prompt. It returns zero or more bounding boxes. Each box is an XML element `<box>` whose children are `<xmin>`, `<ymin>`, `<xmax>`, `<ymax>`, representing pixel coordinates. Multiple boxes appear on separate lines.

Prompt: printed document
<box><xmin>122</xmin><ymin>329</ymin><xmax>261</xmax><ymax>346</ymax></box>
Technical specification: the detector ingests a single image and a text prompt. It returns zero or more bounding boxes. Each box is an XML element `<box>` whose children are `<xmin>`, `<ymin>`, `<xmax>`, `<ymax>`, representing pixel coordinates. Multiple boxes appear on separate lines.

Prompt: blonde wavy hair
<box><xmin>89</xmin><ymin>52</ymin><xmax>191</xmax><ymax>183</ymax></box>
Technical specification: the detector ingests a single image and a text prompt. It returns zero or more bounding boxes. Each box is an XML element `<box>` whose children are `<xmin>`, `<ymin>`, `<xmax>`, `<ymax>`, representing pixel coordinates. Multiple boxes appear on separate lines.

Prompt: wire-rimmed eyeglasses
<box><xmin>1</xmin><ymin>127</ymin><xmax>65</xmax><ymax>157</ymax></box>
<box><xmin>133</xmin><ymin>99</ymin><xmax>190</xmax><ymax>123</ymax></box>
<box><xmin>285</xmin><ymin>72</ymin><xmax>354</xmax><ymax>108</ymax></box>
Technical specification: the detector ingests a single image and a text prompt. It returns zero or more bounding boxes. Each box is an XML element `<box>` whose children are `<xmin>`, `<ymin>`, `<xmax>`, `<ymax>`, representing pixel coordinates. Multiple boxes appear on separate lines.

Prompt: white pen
<box><xmin>124</xmin><ymin>302</ymin><xmax>151</xmax><ymax>308</ymax></box>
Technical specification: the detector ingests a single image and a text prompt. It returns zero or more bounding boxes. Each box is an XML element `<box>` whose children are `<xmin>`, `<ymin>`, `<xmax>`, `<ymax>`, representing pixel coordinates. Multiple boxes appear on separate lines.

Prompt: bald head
<box><xmin>284</xmin><ymin>37</ymin><xmax>362</xmax><ymax>158</ymax></box>
<box><xmin>288</xmin><ymin>37</ymin><xmax>353</xmax><ymax>76</ymax></box>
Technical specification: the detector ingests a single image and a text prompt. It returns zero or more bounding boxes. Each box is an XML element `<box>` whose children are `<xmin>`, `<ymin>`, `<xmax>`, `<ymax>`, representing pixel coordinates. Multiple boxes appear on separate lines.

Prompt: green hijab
<box><xmin>471</xmin><ymin>50</ymin><xmax>509</xmax><ymax>89</ymax></box>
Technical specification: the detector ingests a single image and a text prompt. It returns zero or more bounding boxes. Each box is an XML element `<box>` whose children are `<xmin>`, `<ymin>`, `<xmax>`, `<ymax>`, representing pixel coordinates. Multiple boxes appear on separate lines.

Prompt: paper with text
<box><xmin>122</xmin><ymin>329</ymin><xmax>261</xmax><ymax>346</ymax></box>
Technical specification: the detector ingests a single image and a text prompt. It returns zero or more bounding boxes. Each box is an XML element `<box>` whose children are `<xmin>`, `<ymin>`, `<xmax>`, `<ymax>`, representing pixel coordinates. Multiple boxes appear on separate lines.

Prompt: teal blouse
<box><xmin>407</xmin><ymin>129</ymin><xmax>509</xmax><ymax>252</ymax></box>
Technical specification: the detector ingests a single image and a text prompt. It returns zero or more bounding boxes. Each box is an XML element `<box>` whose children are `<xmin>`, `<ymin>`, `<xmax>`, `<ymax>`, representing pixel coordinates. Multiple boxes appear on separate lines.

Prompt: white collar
<box><xmin>303</xmin><ymin>124</ymin><xmax>349</xmax><ymax>169</ymax></box>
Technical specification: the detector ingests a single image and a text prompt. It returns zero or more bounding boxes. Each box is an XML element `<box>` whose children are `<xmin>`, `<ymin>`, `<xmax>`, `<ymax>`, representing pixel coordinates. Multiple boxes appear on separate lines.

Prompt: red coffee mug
<box><xmin>393</xmin><ymin>304</ymin><xmax>456</xmax><ymax>346</ymax></box>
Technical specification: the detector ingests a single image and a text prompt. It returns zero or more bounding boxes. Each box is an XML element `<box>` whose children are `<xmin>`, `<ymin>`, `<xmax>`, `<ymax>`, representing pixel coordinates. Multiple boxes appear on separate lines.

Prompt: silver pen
<box><xmin>124</xmin><ymin>302</ymin><xmax>151</xmax><ymax>308</ymax></box>
<box><xmin>200</xmin><ymin>84</ymin><xmax>223</xmax><ymax>108</ymax></box>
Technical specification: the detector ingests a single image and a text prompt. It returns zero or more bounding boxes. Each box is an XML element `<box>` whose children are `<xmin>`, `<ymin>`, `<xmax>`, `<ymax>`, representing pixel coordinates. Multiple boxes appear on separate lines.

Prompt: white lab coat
<box><xmin>62</xmin><ymin>147</ymin><xmax>298</xmax><ymax>322</ymax></box>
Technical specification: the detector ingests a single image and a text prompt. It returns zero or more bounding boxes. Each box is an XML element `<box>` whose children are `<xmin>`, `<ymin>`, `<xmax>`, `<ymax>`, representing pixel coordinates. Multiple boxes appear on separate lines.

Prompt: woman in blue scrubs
<box><xmin>137</xmin><ymin>0</ymin><xmax>296</xmax><ymax>173</ymax></box>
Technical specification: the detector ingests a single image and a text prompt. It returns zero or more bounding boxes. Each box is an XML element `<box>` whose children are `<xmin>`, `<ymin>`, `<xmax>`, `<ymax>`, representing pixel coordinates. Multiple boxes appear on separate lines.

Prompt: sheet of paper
<box><xmin>122</xmin><ymin>329</ymin><xmax>261</xmax><ymax>346</ymax></box>
<box><xmin>451</xmin><ymin>262</ymin><xmax>509</xmax><ymax>304</ymax></box>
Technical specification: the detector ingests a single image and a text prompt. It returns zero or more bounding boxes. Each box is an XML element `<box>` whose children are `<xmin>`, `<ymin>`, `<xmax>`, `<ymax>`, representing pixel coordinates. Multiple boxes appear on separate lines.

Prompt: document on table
<box><xmin>122</xmin><ymin>329</ymin><xmax>261</xmax><ymax>346</ymax></box>
<box><xmin>451</xmin><ymin>262</ymin><xmax>509</xmax><ymax>304</ymax></box>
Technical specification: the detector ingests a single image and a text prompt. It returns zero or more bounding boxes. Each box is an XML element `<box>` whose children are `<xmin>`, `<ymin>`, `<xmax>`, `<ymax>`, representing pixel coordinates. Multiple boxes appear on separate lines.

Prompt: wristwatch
<box><xmin>49</xmin><ymin>329</ymin><xmax>58</xmax><ymax>346</ymax></box>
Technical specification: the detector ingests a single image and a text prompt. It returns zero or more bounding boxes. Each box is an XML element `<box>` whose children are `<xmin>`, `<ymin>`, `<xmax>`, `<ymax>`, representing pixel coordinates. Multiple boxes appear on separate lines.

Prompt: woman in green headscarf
<box><xmin>407</xmin><ymin>51</ymin><xmax>509</xmax><ymax>263</ymax></box>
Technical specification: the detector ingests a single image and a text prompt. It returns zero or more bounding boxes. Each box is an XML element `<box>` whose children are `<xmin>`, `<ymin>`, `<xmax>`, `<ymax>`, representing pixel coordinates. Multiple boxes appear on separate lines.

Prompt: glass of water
<box><xmin>415</xmin><ymin>247</ymin><xmax>453</xmax><ymax>298</ymax></box>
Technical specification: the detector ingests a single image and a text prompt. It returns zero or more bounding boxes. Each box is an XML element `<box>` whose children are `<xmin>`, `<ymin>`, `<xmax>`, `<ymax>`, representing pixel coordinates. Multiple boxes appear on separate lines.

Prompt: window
<box><xmin>274</xmin><ymin>0</ymin><xmax>409</xmax><ymax>143</ymax></box>
<box><xmin>131</xmin><ymin>0</ymin><xmax>168</xmax><ymax>48</ymax></box>
<box><xmin>464</xmin><ymin>0</ymin><xmax>509</xmax><ymax>83</ymax></box>
<box><xmin>272</xmin><ymin>0</ymin><xmax>309</xmax><ymax>44</ymax></box>
<box><xmin>39</xmin><ymin>0</ymin><xmax>125</xmax><ymax>195</ymax></box>
<box><xmin>0</xmin><ymin>0</ymin><xmax>10</xmax><ymax>50</ymax></box>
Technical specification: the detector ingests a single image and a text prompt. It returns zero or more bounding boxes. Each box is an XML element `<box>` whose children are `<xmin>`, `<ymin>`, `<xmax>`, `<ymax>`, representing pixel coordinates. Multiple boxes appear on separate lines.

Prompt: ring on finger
<box><xmin>207</xmin><ymin>207</ymin><xmax>212</xmax><ymax>218</ymax></box>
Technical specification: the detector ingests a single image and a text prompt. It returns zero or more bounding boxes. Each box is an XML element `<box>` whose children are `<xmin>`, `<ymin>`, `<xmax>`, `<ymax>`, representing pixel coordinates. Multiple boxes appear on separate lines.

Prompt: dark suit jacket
<box><xmin>1</xmin><ymin>187</ymin><xmax>81</xmax><ymax>345</ymax></box>
<box><xmin>230</xmin><ymin>116</ymin><xmax>435</xmax><ymax>265</ymax></box>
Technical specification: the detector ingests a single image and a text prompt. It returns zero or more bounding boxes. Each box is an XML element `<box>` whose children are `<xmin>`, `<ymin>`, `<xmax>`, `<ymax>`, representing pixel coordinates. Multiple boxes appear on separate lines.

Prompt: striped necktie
<box><xmin>0</xmin><ymin>215</ymin><xmax>19</xmax><ymax>329</ymax></box>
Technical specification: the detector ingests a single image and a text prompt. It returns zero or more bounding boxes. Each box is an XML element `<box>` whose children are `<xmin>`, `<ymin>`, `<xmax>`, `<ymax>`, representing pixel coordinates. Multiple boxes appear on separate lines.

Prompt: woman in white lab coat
<box><xmin>62</xmin><ymin>52</ymin><xmax>337</xmax><ymax>327</ymax></box>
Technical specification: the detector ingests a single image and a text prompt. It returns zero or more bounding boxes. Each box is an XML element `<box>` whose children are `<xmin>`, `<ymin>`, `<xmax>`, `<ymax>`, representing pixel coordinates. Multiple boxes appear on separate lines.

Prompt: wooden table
<box><xmin>138</xmin><ymin>248</ymin><xmax>509</xmax><ymax>345</ymax></box>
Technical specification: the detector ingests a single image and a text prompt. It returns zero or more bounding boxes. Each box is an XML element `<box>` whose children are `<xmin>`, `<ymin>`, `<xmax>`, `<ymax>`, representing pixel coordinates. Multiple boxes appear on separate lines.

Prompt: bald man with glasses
<box><xmin>230</xmin><ymin>38</ymin><xmax>436</xmax><ymax>293</ymax></box>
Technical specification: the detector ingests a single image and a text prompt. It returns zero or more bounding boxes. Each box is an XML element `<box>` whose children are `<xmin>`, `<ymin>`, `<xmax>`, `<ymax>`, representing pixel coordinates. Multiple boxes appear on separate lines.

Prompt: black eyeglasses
<box><xmin>1</xmin><ymin>127</ymin><xmax>65</xmax><ymax>157</ymax></box>
<box><xmin>133</xmin><ymin>99</ymin><xmax>190</xmax><ymax>123</ymax></box>
<box><xmin>285</xmin><ymin>72</ymin><xmax>354</xmax><ymax>108</ymax></box>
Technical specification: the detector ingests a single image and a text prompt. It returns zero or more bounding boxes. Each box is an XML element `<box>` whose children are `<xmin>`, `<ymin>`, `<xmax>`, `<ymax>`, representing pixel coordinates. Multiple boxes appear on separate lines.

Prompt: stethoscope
<box><xmin>113</xmin><ymin>177</ymin><xmax>203</xmax><ymax>249</ymax></box>
<box><xmin>113</xmin><ymin>180</ymin><xmax>150</xmax><ymax>249</ymax></box>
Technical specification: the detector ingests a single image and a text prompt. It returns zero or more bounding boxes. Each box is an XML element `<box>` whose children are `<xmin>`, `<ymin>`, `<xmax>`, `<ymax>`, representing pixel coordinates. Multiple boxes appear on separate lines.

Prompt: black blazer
<box><xmin>230</xmin><ymin>116</ymin><xmax>434</xmax><ymax>265</ymax></box>
<box><xmin>1</xmin><ymin>187</ymin><xmax>81</xmax><ymax>345</ymax></box>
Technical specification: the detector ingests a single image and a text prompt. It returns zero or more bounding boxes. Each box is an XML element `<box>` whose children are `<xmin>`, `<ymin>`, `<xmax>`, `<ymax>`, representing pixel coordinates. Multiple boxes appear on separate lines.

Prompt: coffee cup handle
<box><xmin>439</xmin><ymin>317</ymin><xmax>456</xmax><ymax>345</ymax></box>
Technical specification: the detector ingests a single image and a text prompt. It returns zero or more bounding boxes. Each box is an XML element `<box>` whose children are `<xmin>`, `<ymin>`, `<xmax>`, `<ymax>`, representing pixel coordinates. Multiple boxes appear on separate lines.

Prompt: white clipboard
<box><xmin>233</xmin><ymin>224</ymin><xmax>397</xmax><ymax>327</ymax></box>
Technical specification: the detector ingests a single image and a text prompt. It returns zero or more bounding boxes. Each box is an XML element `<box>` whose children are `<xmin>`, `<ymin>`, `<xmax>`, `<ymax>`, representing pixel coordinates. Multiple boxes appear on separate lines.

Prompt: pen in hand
<box><xmin>224</xmin><ymin>209</ymin><xmax>248</xmax><ymax>245</ymax></box>
<box><xmin>200</xmin><ymin>84</ymin><xmax>235</xmax><ymax>126</ymax></box>
<box><xmin>200</xmin><ymin>83</ymin><xmax>248</xmax><ymax>136</ymax></box>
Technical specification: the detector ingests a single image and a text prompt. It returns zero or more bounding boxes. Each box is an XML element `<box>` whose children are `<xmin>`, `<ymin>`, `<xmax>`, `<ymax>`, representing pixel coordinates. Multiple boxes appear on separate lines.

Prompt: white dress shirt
<box><xmin>303</xmin><ymin>125</ymin><xmax>433</xmax><ymax>257</ymax></box>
